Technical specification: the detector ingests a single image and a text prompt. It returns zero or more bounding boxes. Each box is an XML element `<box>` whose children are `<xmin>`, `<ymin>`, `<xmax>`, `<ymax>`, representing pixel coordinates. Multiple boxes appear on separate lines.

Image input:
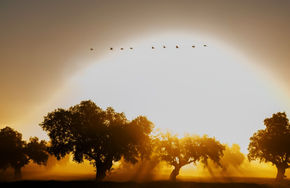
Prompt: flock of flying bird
<box><xmin>90</xmin><ymin>44</ymin><xmax>208</xmax><ymax>51</ymax></box>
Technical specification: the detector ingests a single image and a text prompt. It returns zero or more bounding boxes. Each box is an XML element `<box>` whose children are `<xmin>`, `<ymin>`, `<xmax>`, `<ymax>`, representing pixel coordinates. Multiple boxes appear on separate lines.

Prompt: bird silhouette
<box><xmin>104</xmin><ymin>43</ymin><xmax>208</xmax><ymax>51</ymax></box>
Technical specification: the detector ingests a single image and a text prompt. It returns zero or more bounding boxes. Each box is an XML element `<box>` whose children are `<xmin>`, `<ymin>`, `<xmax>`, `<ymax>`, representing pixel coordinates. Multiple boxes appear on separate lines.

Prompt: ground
<box><xmin>0</xmin><ymin>180</ymin><xmax>289</xmax><ymax>188</ymax></box>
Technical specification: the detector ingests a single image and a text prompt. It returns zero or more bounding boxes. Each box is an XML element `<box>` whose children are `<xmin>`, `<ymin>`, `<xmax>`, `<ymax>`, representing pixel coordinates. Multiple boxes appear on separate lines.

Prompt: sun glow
<box><xmin>64</xmin><ymin>35</ymin><xmax>287</xmax><ymax>153</ymax></box>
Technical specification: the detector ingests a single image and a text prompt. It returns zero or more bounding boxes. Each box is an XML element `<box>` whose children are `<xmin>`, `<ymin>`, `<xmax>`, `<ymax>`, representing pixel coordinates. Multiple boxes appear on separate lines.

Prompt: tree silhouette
<box><xmin>156</xmin><ymin>133</ymin><xmax>225</xmax><ymax>181</ymax></box>
<box><xmin>0</xmin><ymin>127</ymin><xmax>48</xmax><ymax>179</ymax></box>
<box><xmin>248</xmin><ymin>112</ymin><xmax>290</xmax><ymax>181</ymax></box>
<box><xmin>40</xmin><ymin>100</ymin><xmax>153</xmax><ymax>181</ymax></box>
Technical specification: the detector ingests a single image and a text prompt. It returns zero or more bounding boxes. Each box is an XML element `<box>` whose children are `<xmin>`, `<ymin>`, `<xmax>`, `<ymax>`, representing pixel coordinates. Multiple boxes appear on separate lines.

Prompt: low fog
<box><xmin>1</xmin><ymin>144</ymin><xmax>286</xmax><ymax>182</ymax></box>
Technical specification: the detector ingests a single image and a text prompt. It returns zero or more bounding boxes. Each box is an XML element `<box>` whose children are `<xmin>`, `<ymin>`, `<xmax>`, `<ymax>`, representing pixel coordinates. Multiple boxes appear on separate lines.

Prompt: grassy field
<box><xmin>0</xmin><ymin>180</ymin><xmax>289</xmax><ymax>188</ymax></box>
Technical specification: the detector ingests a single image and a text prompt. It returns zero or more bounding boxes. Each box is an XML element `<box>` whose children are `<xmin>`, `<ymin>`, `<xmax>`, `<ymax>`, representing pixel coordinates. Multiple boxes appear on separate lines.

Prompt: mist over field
<box><xmin>1</xmin><ymin>1</ymin><xmax>290</xmax><ymax>187</ymax></box>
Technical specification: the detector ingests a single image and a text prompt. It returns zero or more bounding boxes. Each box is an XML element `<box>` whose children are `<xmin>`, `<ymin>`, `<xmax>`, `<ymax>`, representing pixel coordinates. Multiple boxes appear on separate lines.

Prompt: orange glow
<box><xmin>54</xmin><ymin>35</ymin><xmax>289</xmax><ymax>153</ymax></box>
<box><xmin>11</xmin><ymin>149</ymin><xmax>289</xmax><ymax>181</ymax></box>
<box><xmin>1</xmin><ymin>1</ymin><xmax>290</xmax><ymax>182</ymax></box>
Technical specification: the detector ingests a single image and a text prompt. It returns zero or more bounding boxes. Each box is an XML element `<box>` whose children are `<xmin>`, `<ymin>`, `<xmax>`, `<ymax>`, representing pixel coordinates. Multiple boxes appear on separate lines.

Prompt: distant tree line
<box><xmin>0</xmin><ymin>100</ymin><xmax>289</xmax><ymax>181</ymax></box>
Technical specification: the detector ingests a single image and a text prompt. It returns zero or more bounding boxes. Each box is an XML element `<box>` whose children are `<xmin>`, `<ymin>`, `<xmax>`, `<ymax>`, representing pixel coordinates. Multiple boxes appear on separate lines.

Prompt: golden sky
<box><xmin>1</xmin><ymin>0</ymin><xmax>290</xmax><ymax>153</ymax></box>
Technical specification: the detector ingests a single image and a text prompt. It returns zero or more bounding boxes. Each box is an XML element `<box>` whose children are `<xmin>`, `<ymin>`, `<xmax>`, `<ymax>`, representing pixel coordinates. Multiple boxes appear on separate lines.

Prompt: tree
<box><xmin>197</xmin><ymin>135</ymin><xmax>226</xmax><ymax>167</ymax></box>
<box><xmin>248</xmin><ymin>112</ymin><xmax>290</xmax><ymax>181</ymax></box>
<box><xmin>40</xmin><ymin>100</ymin><xmax>153</xmax><ymax>181</ymax></box>
<box><xmin>156</xmin><ymin>133</ymin><xmax>194</xmax><ymax>181</ymax></box>
<box><xmin>156</xmin><ymin>133</ymin><xmax>225</xmax><ymax>181</ymax></box>
<box><xmin>220</xmin><ymin>144</ymin><xmax>245</xmax><ymax>172</ymax></box>
<box><xmin>0</xmin><ymin>127</ymin><xmax>48</xmax><ymax>179</ymax></box>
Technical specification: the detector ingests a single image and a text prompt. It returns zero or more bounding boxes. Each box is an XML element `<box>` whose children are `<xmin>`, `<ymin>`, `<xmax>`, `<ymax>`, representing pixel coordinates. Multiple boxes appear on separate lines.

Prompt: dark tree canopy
<box><xmin>0</xmin><ymin>127</ymin><xmax>48</xmax><ymax>179</ymax></box>
<box><xmin>0</xmin><ymin>127</ymin><xmax>24</xmax><ymax>172</ymax></box>
<box><xmin>156</xmin><ymin>133</ymin><xmax>225</xmax><ymax>181</ymax></box>
<box><xmin>248</xmin><ymin>112</ymin><xmax>290</xmax><ymax>181</ymax></box>
<box><xmin>40</xmin><ymin>100</ymin><xmax>153</xmax><ymax>181</ymax></box>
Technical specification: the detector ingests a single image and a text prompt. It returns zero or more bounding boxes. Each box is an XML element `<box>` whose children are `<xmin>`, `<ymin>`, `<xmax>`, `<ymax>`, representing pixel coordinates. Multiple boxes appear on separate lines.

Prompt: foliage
<box><xmin>248</xmin><ymin>112</ymin><xmax>290</xmax><ymax>181</ymax></box>
<box><xmin>0</xmin><ymin>127</ymin><xmax>48</xmax><ymax>179</ymax></box>
<box><xmin>156</xmin><ymin>133</ymin><xmax>225</xmax><ymax>181</ymax></box>
<box><xmin>220</xmin><ymin>144</ymin><xmax>245</xmax><ymax>170</ymax></box>
<box><xmin>40</xmin><ymin>100</ymin><xmax>153</xmax><ymax>181</ymax></box>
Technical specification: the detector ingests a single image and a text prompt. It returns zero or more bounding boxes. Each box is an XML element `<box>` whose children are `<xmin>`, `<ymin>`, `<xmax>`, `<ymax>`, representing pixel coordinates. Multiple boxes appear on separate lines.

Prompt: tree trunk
<box><xmin>96</xmin><ymin>166</ymin><xmax>106</xmax><ymax>181</ymax></box>
<box><xmin>170</xmin><ymin>166</ymin><xmax>181</xmax><ymax>181</ymax></box>
<box><xmin>95</xmin><ymin>158</ymin><xmax>113</xmax><ymax>181</ymax></box>
<box><xmin>276</xmin><ymin>165</ymin><xmax>286</xmax><ymax>181</ymax></box>
<box><xmin>14</xmin><ymin>167</ymin><xmax>22</xmax><ymax>180</ymax></box>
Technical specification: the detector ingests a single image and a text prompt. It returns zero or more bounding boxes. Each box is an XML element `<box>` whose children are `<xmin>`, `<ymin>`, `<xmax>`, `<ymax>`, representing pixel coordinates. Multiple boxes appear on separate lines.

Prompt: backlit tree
<box><xmin>0</xmin><ymin>127</ymin><xmax>48</xmax><ymax>179</ymax></box>
<box><xmin>40</xmin><ymin>100</ymin><xmax>153</xmax><ymax>181</ymax></box>
<box><xmin>157</xmin><ymin>133</ymin><xmax>225</xmax><ymax>181</ymax></box>
<box><xmin>248</xmin><ymin>112</ymin><xmax>290</xmax><ymax>181</ymax></box>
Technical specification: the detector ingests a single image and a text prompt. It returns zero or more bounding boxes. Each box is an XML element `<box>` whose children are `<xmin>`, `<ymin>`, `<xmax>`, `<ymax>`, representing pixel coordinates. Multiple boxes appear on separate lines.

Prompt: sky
<box><xmin>0</xmin><ymin>0</ymin><xmax>290</xmax><ymax>153</ymax></box>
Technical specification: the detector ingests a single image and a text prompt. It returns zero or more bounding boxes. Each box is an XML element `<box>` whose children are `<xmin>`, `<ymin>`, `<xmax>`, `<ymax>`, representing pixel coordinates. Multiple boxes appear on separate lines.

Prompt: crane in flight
<box><xmin>90</xmin><ymin>44</ymin><xmax>209</xmax><ymax>51</ymax></box>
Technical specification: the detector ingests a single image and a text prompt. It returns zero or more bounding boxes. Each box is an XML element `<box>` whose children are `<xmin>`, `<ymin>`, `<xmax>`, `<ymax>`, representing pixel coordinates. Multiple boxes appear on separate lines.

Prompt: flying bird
<box><xmin>104</xmin><ymin>43</ymin><xmax>207</xmax><ymax>51</ymax></box>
